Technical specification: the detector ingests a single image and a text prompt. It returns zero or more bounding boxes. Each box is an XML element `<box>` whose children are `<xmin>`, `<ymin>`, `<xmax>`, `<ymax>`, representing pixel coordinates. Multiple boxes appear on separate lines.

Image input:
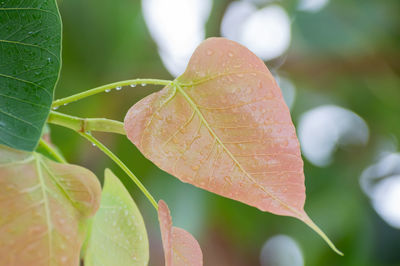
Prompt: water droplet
<box><xmin>280</xmin><ymin>139</ymin><xmax>289</xmax><ymax>148</ymax></box>
<box><xmin>141</xmin><ymin>83</ymin><xmax>146</xmax><ymax>86</ymax></box>
<box><xmin>52</xmin><ymin>106</ymin><xmax>59</xmax><ymax>110</ymax></box>
<box><xmin>130</xmin><ymin>84</ymin><xmax>137</xmax><ymax>87</ymax></box>
<box><xmin>105</xmin><ymin>89</ymin><xmax>111</xmax><ymax>93</ymax></box>
<box><xmin>63</xmin><ymin>103</ymin><xmax>68</xmax><ymax>106</ymax></box>
<box><xmin>92</xmin><ymin>143</ymin><xmax>96</xmax><ymax>147</ymax></box>
<box><xmin>116</xmin><ymin>86</ymin><xmax>122</xmax><ymax>91</ymax></box>
<box><xmin>47</xmin><ymin>57</ymin><xmax>51</xmax><ymax>63</ymax></box>
<box><xmin>206</xmin><ymin>49</ymin><xmax>214</xmax><ymax>56</ymax></box>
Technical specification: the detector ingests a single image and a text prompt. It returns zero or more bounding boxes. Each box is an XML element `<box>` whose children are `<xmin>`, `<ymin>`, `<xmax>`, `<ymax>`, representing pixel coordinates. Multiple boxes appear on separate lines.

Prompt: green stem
<box><xmin>48</xmin><ymin>111</ymin><xmax>125</xmax><ymax>135</ymax></box>
<box><xmin>38</xmin><ymin>139</ymin><xmax>66</xmax><ymax>163</ymax></box>
<box><xmin>52</xmin><ymin>78</ymin><xmax>172</xmax><ymax>108</ymax></box>
<box><xmin>80</xmin><ymin>132</ymin><xmax>158</xmax><ymax>211</ymax></box>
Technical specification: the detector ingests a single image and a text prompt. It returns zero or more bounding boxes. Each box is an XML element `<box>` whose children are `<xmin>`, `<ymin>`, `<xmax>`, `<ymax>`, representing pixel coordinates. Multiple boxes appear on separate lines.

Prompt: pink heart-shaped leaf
<box><xmin>158</xmin><ymin>200</ymin><xmax>203</xmax><ymax>266</ymax></box>
<box><xmin>125</xmin><ymin>38</ymin><xmax>342</xmax><ymax>255</ymax></box>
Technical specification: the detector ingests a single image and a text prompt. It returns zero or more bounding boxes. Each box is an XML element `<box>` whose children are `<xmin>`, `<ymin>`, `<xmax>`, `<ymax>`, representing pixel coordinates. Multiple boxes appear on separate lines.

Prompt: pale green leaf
<box><xmin>84</xmin><ymin>169</ymin><xmax>149</xmax><ymax>266</ymax></box>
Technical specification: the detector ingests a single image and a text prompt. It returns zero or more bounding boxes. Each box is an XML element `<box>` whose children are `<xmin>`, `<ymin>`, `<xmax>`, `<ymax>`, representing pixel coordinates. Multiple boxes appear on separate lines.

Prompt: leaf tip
<box><xmin>302</xmin><ymin>215</ymin><xmax>343</xmax><ymax>256</ymax></box>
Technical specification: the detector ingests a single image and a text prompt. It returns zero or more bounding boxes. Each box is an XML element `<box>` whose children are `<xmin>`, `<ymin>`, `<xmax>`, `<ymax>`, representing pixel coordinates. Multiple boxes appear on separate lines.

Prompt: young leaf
<box><xmin>84</xmin><ymin>169</ymin><xmax>149</xmax><ymax>266</ymax></box>
<box><xmin>0</xmin><ymin>0</ymin><xmax>62</xmax><ymax>151</ymax></box>
<box><xmin>125</xmin><ymin>37</ymin><xmax>342</xmax><ymax>254</ymax></box>
<box><xmin>158</xmin><ymin>200</ymin><xmax>203</xmax><ymax>266</ymax></box>
<box><xmin>0</xmin><ymin>145</ymin><xmax>101</xmax><ymax>265</ymax></box>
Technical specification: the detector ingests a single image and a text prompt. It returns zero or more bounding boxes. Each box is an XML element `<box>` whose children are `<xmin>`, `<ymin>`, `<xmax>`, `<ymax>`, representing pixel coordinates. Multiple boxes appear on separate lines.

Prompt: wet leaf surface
<box><xmin>0</xmin><ymin>145</ymin><xmax>101</xmax><ymax>265</ymax></box>
<box><xmin>84</xmin><ymin>169</ymin><xmax>149</xmax><ymax>266</ymax></box>
<box><xmin>125</xmin><ymin>38</ymin><xmax>342</xmax><ymax>254</ymax></box>
<box><xmin>0</xmin><ymin>0</ymin><xmax>62</xmax><ymax>151</ymax></box>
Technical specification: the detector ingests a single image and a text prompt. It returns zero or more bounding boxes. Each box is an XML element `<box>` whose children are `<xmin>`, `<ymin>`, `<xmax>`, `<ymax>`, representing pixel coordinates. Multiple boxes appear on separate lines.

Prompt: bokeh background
<box><xmin>51</xmin><ymin>0</ymin><xmax>400</xmax><ymax>265</ymax></box>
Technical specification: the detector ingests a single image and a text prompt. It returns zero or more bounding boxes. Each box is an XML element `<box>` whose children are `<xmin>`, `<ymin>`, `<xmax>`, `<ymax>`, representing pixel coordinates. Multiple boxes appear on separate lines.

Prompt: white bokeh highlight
<box><xmin>240</xmin><ymin>5</ymin><xmax>291</xmax><ymax>61</ymax></box>
<box><xmin>260</xmin><ymin>235</ymin><xmax>303</xmax><ymax>266</ymax></box>
<box><xmin>372</xmin><ymin>175</ymin><xmax>400</xmax><ymax>228</ymax></box>
<box><xmin>221</xmin><ymin>3</ymin><xmax>291</xmax><ymax>61</ymax></box>
<box><xmin>298</xmin><ymin>105</ymin><xmax>369</xmax><ymax>167</ymax></box>
<box><xmin>220</xmin><ymin>1</ymin><xmax>256</xmax><ymax>41</ymax></box>
<box><xmin>142</xmin><ymin>0</ymin><xmax>212</xmax><ymax>76</ymax></box>
<box><xmin>360</xmin><ymin>153</ymin><xmax>400</xmax><ymax>228</ymax></box>
<box><xmin>298</xmin><ymin>0</ymin><xmax>330</xmax><ymax>12</ymax></box>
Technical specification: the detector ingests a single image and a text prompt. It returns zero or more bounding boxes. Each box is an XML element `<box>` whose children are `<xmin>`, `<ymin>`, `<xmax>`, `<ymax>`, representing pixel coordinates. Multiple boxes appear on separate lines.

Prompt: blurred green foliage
<box><xmin>51</xmin><ymin>0</ymin><xmax>400</xmax><ymax>265</ymax></box>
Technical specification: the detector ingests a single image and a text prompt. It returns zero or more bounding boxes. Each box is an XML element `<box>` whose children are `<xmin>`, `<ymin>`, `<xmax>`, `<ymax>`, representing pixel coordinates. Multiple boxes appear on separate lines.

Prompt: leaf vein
<box><xmin>0</xmin><ymin>72</ymin><xmax>52</xmax><ymax>97</ymax></box>
<box><xmin>0</xmin><ymin>39</ymin><xmax>60</xmax><ymax>64</ymax></box>
<box><xmin>175</xmin><ymin>82</ymin><xmax>304</xmax><ymax>217</ymax></box>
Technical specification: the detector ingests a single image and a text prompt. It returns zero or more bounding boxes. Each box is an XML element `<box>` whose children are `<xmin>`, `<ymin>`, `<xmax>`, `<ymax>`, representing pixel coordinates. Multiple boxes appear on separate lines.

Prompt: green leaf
<box><xmin>0</xmin><ymin>145</ymin><xmax>101</xmax><ymax>265</ymax></box>
<box><xmin>84</xmin><ymin>169</ymin><xmax>149</xmax><ymax>266</ymax></box>
<box><xmin>0</xmin><ymin>0</ymin><xmax>62</xmax><ymax>151</ymax></box>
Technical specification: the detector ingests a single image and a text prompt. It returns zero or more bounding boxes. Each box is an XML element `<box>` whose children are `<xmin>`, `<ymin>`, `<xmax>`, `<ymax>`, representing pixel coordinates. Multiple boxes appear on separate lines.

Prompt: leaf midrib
<box><xmin>34</xmin><ymin>154</ymin><xmax>53</xmax><ymax>264</ymax></box>
<box><xmin>175</xmin><ymin>82</ymin><xmax>303</xmax><ymax>218</ymax></box>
